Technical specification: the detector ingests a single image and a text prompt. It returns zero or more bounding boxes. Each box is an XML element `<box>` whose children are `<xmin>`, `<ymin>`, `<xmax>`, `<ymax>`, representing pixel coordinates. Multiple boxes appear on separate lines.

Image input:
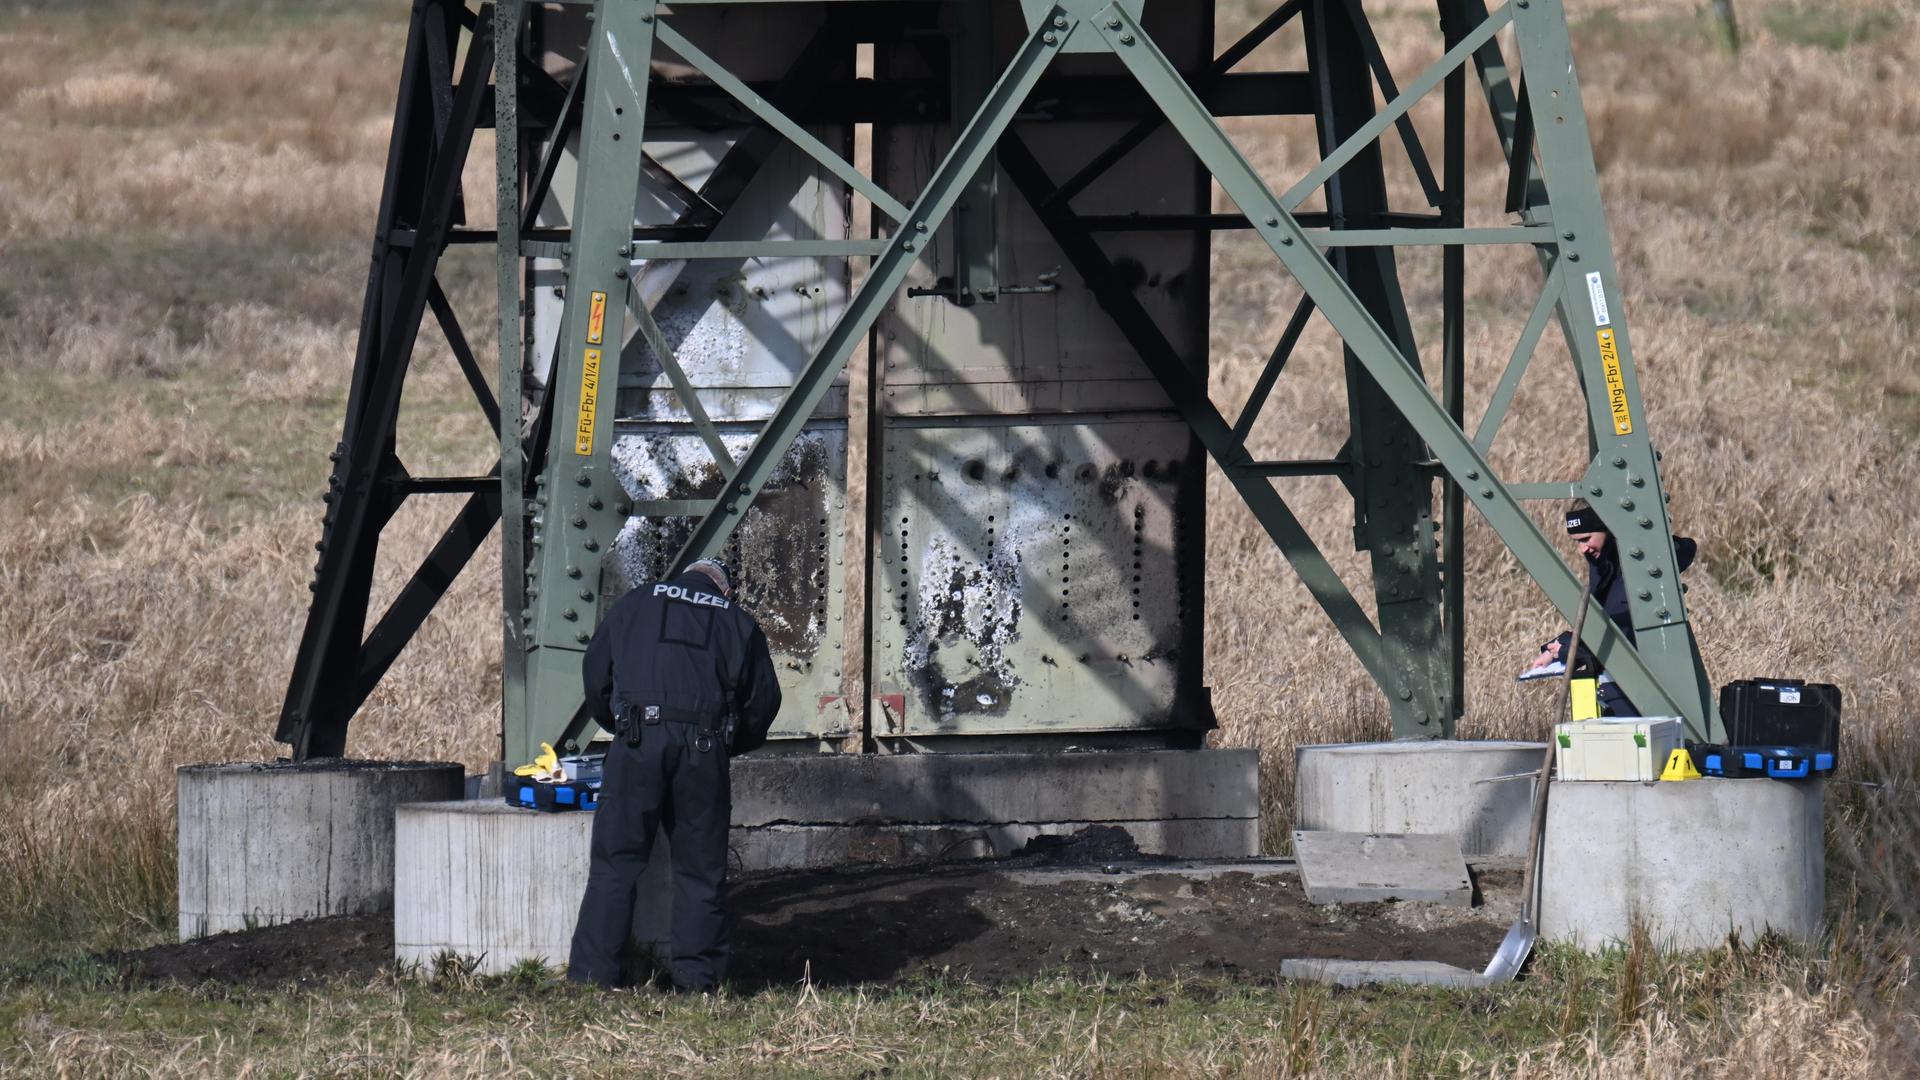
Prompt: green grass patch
<box><xmin>0</xmin><ymin>943</ymin><xmax>1816</xmax><ymax>1077</ymax></box>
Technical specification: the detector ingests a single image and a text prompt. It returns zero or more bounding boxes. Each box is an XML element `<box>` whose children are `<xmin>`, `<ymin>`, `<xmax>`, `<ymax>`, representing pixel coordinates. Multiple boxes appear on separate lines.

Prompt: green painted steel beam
<box><xmin>628</xmin><ymin>240</ymin><xmax>889</xmax><ymax>259</ymax></box>
<box><xmin>623</xmin><ymin>288</ymin><xmax>734</xmax><ymax>475</ymax></box>
<box><xmin>513</xmin><ymin>0</ymin><xmax>660</xmax><ymax>764</ymax></box>
<box><xmin>1280</xmin><ymin>4</ymin><xmax>1512</xmax><ymax>213</ymax></box>
<box><xmin>950</xmin><ymin>0</ymin><xmax>1001</xmax><ymax>303</ymax></box>
<box><xmin>495</xmin><ymin>0</ymin><xmax>529</xmax><ymax>756</ymax></box>
<box><xmin>1506</xmin><ymin>482</ymin><xmax>1579</xmax><ymax>501</ymax></box>
<box><xmin>668</xmin><ymin>7</ymin><xmax>1072</xmax><ymax>574</ymax></box>
<box><xmin>654</xmin><ymin>20</ymin><xmax>912</xmax><ymax>225</ymax></box>
<box><xmin>1473</xmin><ymin>260</ymin><xmax>1562</xmax><ymax>454</ymax></box>
<box><xmin>1306</xmin><ymin>0</ymin><xmax>1451</xmax><ymax>738</ymax></box>
<box><xmin>1089</xmin><ymin>0</ymin><xmax>1714</xmax><ymax>740</ymax></box>
<box><xmin>1305</xmin><ymin>226</ymin><xmax>1553</xmax><ymax>247</ymax></box>
<box><xmin>1509</xmin><ymin>0</ymin><xmax>1717</xmax><ymax>738</ymax></box>
<box><xmin>1231</xmin><ymin>294</ymin><xmax>1313</xmax><ymax>443</ymax></box>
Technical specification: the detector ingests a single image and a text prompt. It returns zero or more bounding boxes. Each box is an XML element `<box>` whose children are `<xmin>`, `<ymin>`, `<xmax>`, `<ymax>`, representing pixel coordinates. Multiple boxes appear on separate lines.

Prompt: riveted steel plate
<box><xmin>608</xmin><ymin>423</ymin><xmax>850</xmax><ymax>742</ymax></box>
<box><xmin>872</xmin><ymin>419</ymin><xmax>1206</xmax><ymax>736</ymax></box>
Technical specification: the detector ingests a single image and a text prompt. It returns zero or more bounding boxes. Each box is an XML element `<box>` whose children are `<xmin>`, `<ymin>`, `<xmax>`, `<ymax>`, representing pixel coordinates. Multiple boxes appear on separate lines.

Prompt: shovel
<box><xmin>1484</xmin><ymin>577</ymin><xmax>1595</xmax><ymax>982</ymax></box>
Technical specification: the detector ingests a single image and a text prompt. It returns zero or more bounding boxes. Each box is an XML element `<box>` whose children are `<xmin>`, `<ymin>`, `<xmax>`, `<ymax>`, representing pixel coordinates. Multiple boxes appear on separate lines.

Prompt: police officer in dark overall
<box><xmin>568</xmin><ymin>557</ymin><xmax>781</xmax><ymax>991</ymax></box>
<box><xmin>1523</xmin><ymin>501</ymin><xmax>1697</xmax><ymax>716</ymax></box>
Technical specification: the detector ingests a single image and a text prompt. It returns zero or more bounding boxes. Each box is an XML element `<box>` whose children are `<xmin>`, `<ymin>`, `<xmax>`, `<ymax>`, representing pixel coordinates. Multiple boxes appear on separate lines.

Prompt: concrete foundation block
<box><xmin>733</xmin><ymin>748</ymin><xmax>1257</xmax><ymax>828</ymax></box>
<box><xmin>393</xmin><ymin>749</ymin><xmax>1257</xmax><ymax>973</ymax></box>
<box><xmin>177</xmin><ymin>760</ymin><xmax>463</xmax><ymax>940</ymax></box>
<box><xmin>1540</xmin><ymin>779</ymin><xmax>1824</xmax><ymax>951</ymax></box>
<box><xmin>394</xmin><ymin>801</ymin><xmax>671</xmax><ymax>974</ymax></box>
<box><xmin>1295</xmin><ymin>740</ymin><xmax>1545</xmax><ymax>857</ymax></box>
<box><xmin>1292</xmin><ymin>831</ymin><xmax>1472</xmax><ymax>906</ymax></box>
<box><xmin>730</xmin><ymin>748</ymin><xmax>1260</xmax><ymax>862</ymax></box>
<box><xmin>732</xmin><ymin>818</ymin><xmax>1256</xmax><ymax>870</ymax></box>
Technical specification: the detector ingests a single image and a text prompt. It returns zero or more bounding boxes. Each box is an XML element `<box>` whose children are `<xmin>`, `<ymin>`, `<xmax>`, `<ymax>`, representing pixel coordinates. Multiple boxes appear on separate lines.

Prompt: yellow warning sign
<box><xmin>586</xmin><ymin>291</ymin><xmax>607</xmax><ymax>346</ymax></box>
<box><xmin>574</xmin><ymin>347</ymin><xmax>602</xmax><ymax>456</ymax></box>
<box><xmin>1597</xmin><ymin>328</ymin><xmax>1632</xmax><ymax>435</ymax></box>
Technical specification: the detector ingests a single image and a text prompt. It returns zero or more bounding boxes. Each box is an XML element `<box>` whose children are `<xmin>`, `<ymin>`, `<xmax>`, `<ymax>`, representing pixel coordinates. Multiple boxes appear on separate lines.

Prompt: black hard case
<box><xmin>1718</xmin><ymin>679</ymin><xmax>1841</xmax><ymax>753</ymax></box>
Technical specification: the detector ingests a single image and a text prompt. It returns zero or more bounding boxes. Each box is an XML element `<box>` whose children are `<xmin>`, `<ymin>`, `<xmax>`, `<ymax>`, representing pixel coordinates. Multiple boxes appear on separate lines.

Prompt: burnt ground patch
<box><xmin>109</xmin><ymin>856</ymin><xmax>1515</xmax><ymax>991</ymax></box>
<box><xmin>110</xmin><ymin>914</ymin><xmax>392</xmax><ymax>989</ymax></box>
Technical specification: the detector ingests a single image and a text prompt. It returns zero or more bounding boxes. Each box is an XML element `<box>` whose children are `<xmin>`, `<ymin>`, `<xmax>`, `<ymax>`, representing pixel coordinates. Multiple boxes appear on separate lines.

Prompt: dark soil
<box><xmin>112</xmin><ymin>914</ymin><xmax>392</xmax><ymax>989</ymax></box>
<box><xmin>112</xmin><ymin>855</ymin><xmax>1515</xmax><ymax>991</ymax></box>
<box><xmin>728</xmin><ymin>865</ymin><xmax>1511</xmax><ymax>990</ymax></box>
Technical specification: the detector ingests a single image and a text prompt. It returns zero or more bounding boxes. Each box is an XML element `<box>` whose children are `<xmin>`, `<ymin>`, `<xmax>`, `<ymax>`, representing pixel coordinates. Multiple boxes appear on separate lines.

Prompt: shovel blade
<box><xmin>1483</xmin><ymin>918</ymin><xmax>1536</xmax><ymax>982</ymax></box>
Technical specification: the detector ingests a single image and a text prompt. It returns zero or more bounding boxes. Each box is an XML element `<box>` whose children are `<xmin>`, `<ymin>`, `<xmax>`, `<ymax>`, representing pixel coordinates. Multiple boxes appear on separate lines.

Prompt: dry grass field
<box><xmin>2</xmin><ymin>0</ymin><xmax>1917</xmax><ymax>1074</ymax></box>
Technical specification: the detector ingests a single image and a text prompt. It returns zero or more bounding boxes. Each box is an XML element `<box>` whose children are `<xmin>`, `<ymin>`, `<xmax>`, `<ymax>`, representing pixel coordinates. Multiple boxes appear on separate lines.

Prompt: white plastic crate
<box><xmin>1554</xmin><ymin>717</ymin><xmax>1685</xmax><ymax>782</ymax></box>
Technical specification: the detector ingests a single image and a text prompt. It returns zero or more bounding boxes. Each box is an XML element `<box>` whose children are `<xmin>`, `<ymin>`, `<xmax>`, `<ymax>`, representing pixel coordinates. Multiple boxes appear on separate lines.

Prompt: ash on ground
<box><xmin>109</xmin><ymin>848</ymin><xmax>1514</xmax><ymax>991</ymax></box>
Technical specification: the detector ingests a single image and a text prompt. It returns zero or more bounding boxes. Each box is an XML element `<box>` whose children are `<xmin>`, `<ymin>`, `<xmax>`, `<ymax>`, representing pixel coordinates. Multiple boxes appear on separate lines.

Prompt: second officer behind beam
<box><xmin>568</xmin><ymin>557</ymin><xmax>781</xmax><ymax>992</ymax></box>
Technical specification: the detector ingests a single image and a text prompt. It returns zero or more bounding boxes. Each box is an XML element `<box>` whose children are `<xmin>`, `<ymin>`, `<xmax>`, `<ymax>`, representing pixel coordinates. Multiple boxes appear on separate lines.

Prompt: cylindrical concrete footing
<box><xmin>1541</xmin><ymin>779</ymin><xmax>1824</xmax><ymax>951</ymax></box>
<box><xmin>394</xmin><ymin>801</ymin><xmax>671</xmax><ymax>975</ymax></box>
<box><xmin>1294</xmin><ymin>741</ymin><xmax>1545</xmax><ymax>857</ymax></box>
<box><xmin>177</xmin><ymin>760</ymin><xmax>464</xmax><ymax>940</ymax></box>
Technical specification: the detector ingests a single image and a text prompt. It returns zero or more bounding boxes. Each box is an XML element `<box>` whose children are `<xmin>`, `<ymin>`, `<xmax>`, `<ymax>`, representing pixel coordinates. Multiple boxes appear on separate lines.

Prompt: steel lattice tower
<box><xmin>279</xmin><ymin>0</ymin><xmax>1719</xmax><ymax>763</ymax></box>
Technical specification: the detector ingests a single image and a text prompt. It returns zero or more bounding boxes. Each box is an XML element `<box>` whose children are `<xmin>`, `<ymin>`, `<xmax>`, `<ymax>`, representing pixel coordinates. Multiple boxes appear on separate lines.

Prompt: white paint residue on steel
<box><xmin>605</xmin><ymin>33</ymin><xmax>637</xmax><ymax>99</ymax></box>
<box><xmin>899</xmin><ymin>502</ymin><xmax>1034</xmax><ymax>703</ymax></box>
<box><xmin>604</xmin><ymin>430</ymin><xmax>834</xmax><ymax>655</ymax></box>
<box><xmin>608</xmin><ymin>431</ymin><xmax>756</xmax><ymax>501</ymax></box>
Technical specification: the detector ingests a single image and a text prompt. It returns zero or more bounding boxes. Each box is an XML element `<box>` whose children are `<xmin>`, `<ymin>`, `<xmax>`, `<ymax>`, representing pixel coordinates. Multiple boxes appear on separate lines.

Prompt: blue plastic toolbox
<box><xmin>1690</xmin><ymin>744</ymin><xmax>1835</xmax><ymax>780</ymax></box>
<box><xmin>505</xmin><ymin>775</ymin><xmax>601</xmax><ymax>811</ymax></box>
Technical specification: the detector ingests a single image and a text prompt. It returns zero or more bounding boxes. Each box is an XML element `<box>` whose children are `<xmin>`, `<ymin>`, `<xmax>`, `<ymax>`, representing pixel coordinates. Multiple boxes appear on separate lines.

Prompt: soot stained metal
<box><xmin>279</xmin><ymin>0</ymin><xmax>1722</xmax><ymax>765</ymax></box>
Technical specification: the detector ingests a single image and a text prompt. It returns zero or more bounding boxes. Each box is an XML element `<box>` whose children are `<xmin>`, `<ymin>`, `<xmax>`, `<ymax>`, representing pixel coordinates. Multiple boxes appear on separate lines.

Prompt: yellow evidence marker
<box><xmin>1659</xmin><ymin>748</ymin><xmax>1702</xmax><ymax>782</ymax></box>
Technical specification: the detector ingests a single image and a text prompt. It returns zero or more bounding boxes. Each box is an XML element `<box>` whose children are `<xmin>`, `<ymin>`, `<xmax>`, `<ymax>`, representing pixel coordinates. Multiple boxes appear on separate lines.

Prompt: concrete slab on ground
<box><xmin>1281</xmin><ymin>958</ymin><xmax>1489</xmax><ymax>989</ymax></box>
<box><xmin>1291</xmin><ymin>830</ymin><xmax>1472</xmax><ymax>907</ymax></box>
<box><xmin>1295</xmin><ymin>740</ymin><xmax>1545</xmax><ymax>857</ymax></box>
<box><xmin>1541</xmin><ymin>778</ymin><xmax>1823</xmax><ymax>951</ymax></box>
